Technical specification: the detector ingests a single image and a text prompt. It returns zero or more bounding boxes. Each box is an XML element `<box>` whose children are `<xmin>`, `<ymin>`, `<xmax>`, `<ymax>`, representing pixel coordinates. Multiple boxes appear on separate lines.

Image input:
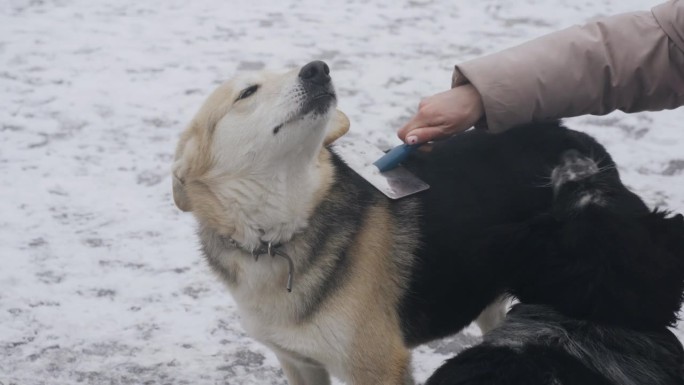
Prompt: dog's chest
<box><xmin>232</xmin><ymin>272</ymin><xmax>352</xmax><ymax>378</ymax></box>
<box><xmin>202</xmin><ymin>233</ymin><xmax>353</xmax><ymax>377</ymax></box>
<box><xmin>238</xmin><ymin>306</ymin><xmax>350</xmax><ymax>366</ymax></box>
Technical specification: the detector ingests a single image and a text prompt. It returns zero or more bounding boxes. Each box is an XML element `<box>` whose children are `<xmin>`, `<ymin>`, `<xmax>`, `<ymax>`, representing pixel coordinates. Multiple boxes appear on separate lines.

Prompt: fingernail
<box><xmin>407</xmin><ymin>135</ymin><xmax>418</xmax><ymax>145</ymax></box>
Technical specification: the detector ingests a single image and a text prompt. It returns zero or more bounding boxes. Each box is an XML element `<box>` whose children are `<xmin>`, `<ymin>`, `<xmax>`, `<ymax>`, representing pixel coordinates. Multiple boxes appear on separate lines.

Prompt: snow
<box><xmin>1</xmin><ymin>0</ymin><xmax>682</xmax><ymax>383</ymax></box>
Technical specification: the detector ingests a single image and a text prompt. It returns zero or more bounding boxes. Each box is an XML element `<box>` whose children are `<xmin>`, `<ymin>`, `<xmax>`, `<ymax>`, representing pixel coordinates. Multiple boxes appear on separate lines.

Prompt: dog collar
<box><xmin>224</xmin><ymin>237</ymin><xmax>295</xmax><ymax>293</ymax></box>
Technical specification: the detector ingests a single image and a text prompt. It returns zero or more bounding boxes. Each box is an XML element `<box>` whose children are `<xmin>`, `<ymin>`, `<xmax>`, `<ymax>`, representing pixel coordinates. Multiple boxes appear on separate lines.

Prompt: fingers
<box><xmin>397</xmin><ymin>101</ymin><xmax>442</xmax><ymax>143</ymax></box>
<box><xmin>404</xmin><ymin>126</ymin><xmax>450</xmax><ymax>144</ymax></box>
<box><xmin>397</xmin><ymin>84</ymin><xmax>485</xmax><ymax>144</ymax></box>
<box><xmin>397</xmin><ymin>123</ymin><xmax>411</xmax><ymax>142</ymax></box>
<box><xmin>397</xmin><ymin>89</ymin><xmax>458</xmax><ymax>144</ymax></box>
<box><xmin>397</xmin><ymin>114</ymin><xmax>423</xmax><ymax>142</ymax></box>
<box><xmin>398</xmin><ymin>115</ymin><xmax>448</xmax><ymax>145</ymax></box>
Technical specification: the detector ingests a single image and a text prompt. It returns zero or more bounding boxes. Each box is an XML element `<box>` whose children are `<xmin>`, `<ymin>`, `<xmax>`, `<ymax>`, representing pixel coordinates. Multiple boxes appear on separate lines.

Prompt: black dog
<box><xmin>422</xmin><ymin>137</ymin><xmax>684</xmax><ymax>385</ymax></box>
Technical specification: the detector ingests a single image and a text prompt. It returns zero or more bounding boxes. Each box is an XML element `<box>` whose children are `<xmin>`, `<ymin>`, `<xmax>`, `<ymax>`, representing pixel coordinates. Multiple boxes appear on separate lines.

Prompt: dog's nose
<box><xmin>299</xmin><ymin>61</ymin><xmax>330</xmax><ymax>85</ymax></box>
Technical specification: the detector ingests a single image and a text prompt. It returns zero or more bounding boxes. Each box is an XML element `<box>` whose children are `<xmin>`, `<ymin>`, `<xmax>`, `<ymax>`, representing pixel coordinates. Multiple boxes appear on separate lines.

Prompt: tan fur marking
<box><xmin>336</xmin><ymin>204</ymin><xmax>413</xmax><ymax>384</ymax></box>
<box><xmin>311</xmin><ymin>149</ymin><xmax>335</xmax><ymax>211</ymax></box>
<box><xmin>190</xmin><ymin>182</ymin><xmax>237</xmax><ymax>237</ymax></box>
<box><xmin>324</xmin><ymin>110</ymin><xmax>350</xmax><ymax>145</ymax></box>
<box><xmin>172</xmin><ymin>82</ymin><xmax>238</xmax><ymax>213</ymax></box>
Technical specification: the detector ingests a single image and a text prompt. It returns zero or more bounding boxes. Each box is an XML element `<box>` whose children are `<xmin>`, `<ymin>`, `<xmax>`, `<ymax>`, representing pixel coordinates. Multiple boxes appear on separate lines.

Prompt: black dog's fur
<box><xmin>426</xmin><ymin>182</ymin><xmax>684</xmax><ymax>384</ymax></box>
<box><xmin>428</xmin><ymin>304</ymin><xmax>684</xmax><ymax>385</ymax></box>
<box><xmin>394</xmin><ymin>123</ymin><xmax>684</xmax><ymax>384</ymax></box>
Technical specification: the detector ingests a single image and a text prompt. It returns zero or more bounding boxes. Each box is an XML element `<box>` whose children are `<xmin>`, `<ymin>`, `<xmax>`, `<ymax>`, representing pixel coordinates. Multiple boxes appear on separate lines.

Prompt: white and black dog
<box><xmin>173</xmin><ymin>61</ymin><xmax>684</xmax><ymax>384</ymax></box>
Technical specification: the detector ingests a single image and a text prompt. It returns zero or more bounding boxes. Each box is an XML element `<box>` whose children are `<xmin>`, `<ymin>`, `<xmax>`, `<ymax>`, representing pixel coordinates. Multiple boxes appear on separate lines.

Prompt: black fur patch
<box><xmin>426</xmin><ymin>304</ymin><xmax>684</xmax><ymax>385</ymax></box>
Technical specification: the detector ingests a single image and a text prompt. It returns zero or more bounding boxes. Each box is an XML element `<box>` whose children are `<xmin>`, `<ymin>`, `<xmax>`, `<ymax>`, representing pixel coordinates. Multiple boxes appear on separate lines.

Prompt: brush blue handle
<box><xmin>373</xmin><ymin>143</ymin><xmax>420</xmax><ymax>172</ymax></box>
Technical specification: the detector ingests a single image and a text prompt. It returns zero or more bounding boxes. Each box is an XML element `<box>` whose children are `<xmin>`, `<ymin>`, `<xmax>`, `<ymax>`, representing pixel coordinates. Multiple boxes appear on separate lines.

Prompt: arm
<box><xmin>454</xmin><ymin>0</ymin><xmax>684</xmax><ymax>133</ymax></box>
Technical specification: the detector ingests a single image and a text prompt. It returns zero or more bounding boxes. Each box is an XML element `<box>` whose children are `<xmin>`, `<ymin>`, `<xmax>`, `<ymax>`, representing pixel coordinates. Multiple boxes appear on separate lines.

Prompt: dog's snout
<box><xmin>551</xmin><ymin>149</ymin><xmax>601</xmax><ymax>194</ymax></box>
<box><xmin>561</xmin><ymin>149</ymin><xmax>582</xmax><ymax>164</ymax></box>
<box><xmin>299</xmin><ymin>61</ymin><xmax>330</xmax><ymax>85</ymax></box>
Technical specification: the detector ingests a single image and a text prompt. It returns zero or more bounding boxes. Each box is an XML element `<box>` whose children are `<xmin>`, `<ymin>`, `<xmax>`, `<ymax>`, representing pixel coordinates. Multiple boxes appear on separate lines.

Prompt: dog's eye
<box><xmin>235</xmin><ymin>85</ymin><xmax>259</xmax><ymax>102</ymax></box>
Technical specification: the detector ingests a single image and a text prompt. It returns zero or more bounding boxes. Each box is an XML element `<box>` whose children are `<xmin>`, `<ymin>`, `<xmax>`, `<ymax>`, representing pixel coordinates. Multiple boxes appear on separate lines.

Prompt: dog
<box><xmin>172</xmin><ymin>61</ymin><xmax>684</xmax><ymax>384</ymax></box>
<box><xmin>425</xmin><ymin>150</ymin><xmax>684</xmax><ymax>385</ymax></box>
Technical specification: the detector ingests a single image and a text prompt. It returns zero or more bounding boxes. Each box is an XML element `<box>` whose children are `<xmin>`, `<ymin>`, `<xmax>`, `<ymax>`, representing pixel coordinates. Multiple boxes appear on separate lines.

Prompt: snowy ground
<box><xmin>1</xmin><ymin>0</ymin><xmax>683</xmax><ymax>384</ymax></box>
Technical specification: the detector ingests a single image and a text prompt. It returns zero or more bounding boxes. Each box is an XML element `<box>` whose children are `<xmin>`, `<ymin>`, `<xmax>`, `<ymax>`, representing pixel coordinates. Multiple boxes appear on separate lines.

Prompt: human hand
<box><xmin>397</xmin><ymin>84</ymin><xmax>484</xmax><ymax>144</ymax></box>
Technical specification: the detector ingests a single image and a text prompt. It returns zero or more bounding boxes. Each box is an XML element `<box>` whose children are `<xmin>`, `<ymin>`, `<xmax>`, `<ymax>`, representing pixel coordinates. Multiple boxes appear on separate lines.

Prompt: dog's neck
<box><xmin>199</xmin><ymin>149</ymin><xmax>333</xmax><ymax>251</ymax></box>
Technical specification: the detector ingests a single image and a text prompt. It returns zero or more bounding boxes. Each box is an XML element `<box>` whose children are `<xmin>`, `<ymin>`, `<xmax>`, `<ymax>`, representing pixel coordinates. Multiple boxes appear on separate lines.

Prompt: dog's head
<box><xmin>173</xmin><ymin>61</ymin><xmax>349</xmax><ymax>213</ymax></box>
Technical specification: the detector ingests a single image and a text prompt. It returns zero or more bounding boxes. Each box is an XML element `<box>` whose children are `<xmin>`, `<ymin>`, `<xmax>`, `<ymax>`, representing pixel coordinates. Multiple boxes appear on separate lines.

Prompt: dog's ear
<box><xmin>172</xmin><ymin>173</ymin><xmax>191</xmax><ymax>212</ymax></box>
<box><xmin>324</xmin><ymin>110</ymin><xmax>350</xmax><ymax>145</ymax></box>
<box><xmin>172</xmin><ymin>161</ymin><xmax>192</xmax><ymax>212</ymax></box>
<box><xmin>172</xmin><ymin>132</ymin><xmax>194</xmax><ymax>212</ymax></box>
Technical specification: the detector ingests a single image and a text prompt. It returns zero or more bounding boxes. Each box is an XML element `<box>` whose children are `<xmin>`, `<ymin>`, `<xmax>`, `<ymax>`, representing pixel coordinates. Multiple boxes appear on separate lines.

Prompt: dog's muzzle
<box><xmin>299</xmin><ymin>60</ymin><xmax>336</xmax><ymax>115</ymax></box>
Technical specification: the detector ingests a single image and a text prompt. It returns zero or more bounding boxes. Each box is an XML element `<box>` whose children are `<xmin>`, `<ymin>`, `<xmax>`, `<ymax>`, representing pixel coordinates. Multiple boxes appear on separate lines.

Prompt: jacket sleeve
<box><xmin>452</xmin><ymin>0</ymin><xmax>684</xmax><ymax>133</ymax></box>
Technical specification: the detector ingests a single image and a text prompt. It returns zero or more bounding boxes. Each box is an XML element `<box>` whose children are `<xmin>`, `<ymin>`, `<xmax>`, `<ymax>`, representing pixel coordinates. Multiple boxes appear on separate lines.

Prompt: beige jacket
<box><xmin>453</xmin><ymin>0</ymin><xmax>684</xmax><ymax>133</ymax></box>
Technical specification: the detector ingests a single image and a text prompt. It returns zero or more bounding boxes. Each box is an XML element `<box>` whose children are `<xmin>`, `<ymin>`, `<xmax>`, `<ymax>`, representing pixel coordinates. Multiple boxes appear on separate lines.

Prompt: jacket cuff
<box><xmin>453</xmin><ymin>56</ymin><xmax>534</xmax><ymax>134</ymax></box>
<box><xmin>451</xmin><ymin>67</ymin><xmax>490</xmax><ymax>131</ymax></box>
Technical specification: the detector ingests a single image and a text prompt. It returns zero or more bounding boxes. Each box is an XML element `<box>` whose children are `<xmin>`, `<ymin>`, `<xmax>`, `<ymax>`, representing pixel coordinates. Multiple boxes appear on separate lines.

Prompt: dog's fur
<box><xmin>173</xmin><ymin>62</ymin><xmax>684</xmax><ymax>384</ymax></box>
<box><xmin>427</xmin><ymin>304</ymin><xmax>684</xmax><ymax>385</ymax></box>
<box><xmin>425</xmin><ymin>150</ymin><xmax>684</xmax><ymax>385</ymax></box>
